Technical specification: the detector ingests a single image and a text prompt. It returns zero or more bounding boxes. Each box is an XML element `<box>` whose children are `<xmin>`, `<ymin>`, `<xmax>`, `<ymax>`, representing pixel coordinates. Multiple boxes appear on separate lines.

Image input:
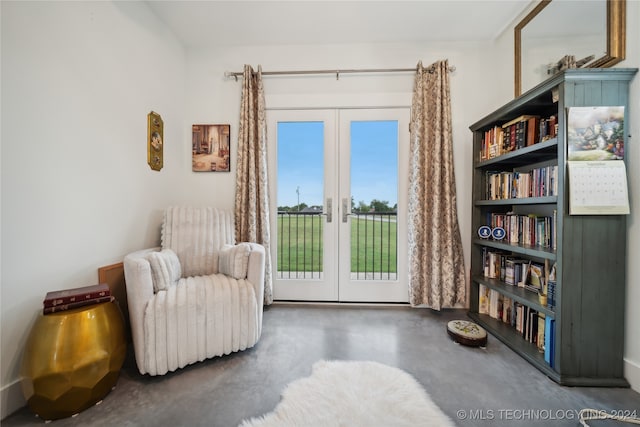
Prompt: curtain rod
<box><xmin>223</xmin><ymin>65</ymin><xmax>456</xmax><ymax>81</ymax></box>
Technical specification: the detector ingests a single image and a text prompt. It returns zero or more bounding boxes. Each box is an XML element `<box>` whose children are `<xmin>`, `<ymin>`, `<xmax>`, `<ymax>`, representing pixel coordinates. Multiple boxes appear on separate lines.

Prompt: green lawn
<box><xmin>277</xmin><ymin>214</ymin><xmax>324</xmax><ymax>273</ymax></box>
<box><xmin>277</xmin><ymin>214</ymin><xmax>397</xmax><ymax>273</ymax></box>
<box><xmin>350</xmin><ymin>217</ymin><xmax>397</xmax><ymax>274</ymax></box>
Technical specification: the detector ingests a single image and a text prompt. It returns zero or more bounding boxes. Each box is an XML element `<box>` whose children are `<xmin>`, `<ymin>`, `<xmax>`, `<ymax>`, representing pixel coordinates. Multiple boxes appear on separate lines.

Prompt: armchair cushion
<box><xmin>218</xmin><ymin>243</ymin><xmax>251</xmax><ymax>279</ymax></box>
<box><xmin>147</xmin><ymin>249</ymin><xmax>182</xmax><ymax>292</ymax></box>
<box><xmin>162</xmin><ymin>207</ymin><xmax>234</xmax><ymax>277</ymax></box>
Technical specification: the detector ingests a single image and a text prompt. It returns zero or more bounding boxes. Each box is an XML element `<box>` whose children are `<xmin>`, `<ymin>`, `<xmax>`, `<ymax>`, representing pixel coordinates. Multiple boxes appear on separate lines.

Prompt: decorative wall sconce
<box><xmin>147</xmin><ymin>111</ymin><xmax>163</xmax><ymax>171</ymax></box>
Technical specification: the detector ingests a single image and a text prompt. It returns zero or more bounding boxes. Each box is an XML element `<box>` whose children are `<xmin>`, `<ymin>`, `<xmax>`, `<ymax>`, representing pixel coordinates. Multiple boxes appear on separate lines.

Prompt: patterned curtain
<box><xmin>235</xmin><ymin>64</ymin><xmax>273</xmax><ymax>305</ymax></box>
<box><xmin>407</xmin><ymin>60</ymin><xmax>466</xmax><ymax>310</ymax></box>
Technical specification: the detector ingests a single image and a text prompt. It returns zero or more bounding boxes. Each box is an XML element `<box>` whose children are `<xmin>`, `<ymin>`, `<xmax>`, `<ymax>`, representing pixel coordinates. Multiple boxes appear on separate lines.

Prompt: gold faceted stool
<box><xmin>21</xmin><ymin>301</ymin><xmax>126</xmax><ymax>420</ymax></box>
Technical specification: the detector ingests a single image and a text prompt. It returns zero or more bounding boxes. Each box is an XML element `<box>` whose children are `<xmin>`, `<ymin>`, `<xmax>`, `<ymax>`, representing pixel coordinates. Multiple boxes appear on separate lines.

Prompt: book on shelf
<box><xmin>547</xmin><ymin>262</ymin><xmax>557</xmax><ymax>309</ymax></box>
<box><xmin>544</xmin><ymin>316</ymin><xmax>555</xmax><ymax>367</ymax></box>
<box><xmin>488</xmin><ymin>251</ymin><xmax>499</xmax><ymax>279</ymax></box>
<box><xmin>526</xmin><ymin>116</ymin><xmax>540</xmax><ymax>146</ymax></box>
<box><xmin>517</xmin><ymin>120</ymin><xmax>526</xmax><ymax>149</ymax></box>
<box><xmin>539</xmin><ymin>115</ymin><xmax>558</xmax><ymax>143</ymax></box>
<box><xmin>515</xmin><ymin>303</ymin><xmax>523</xmax><ymax>333</ymax></box>
<box><xmin>481</xmin><ymin>126</ymin><xmax>505</xmax><ymax>161</ymax></box>
<box><xmin>547</xmin><ymin>280</ymin><xmax>556</xmax><ymax>310</ymax></box>
<box><xmin>502</xmin><ymin>296</ymin><xmax>513</xmax><ymax>324</ymax></box>
<box><xmin>489</xmin><ymin>289</ymin><xmax>502</xmax><ymax>320</ymax></box>
<box><xmin>527</xmin><ymin>309</ymin><xmax>539</xmax><ymax>344</ymax></box>
<box><xmin>510</xmin><ymin>299</ymin><xmax>517</xmax><ymax>328</ymax></box>
<box><xmin>504</xmin><ymin>256</ymin><xmax>529</xmax><ymax>286</ymax></box>
<box><xmin>43</xmin><ymin>283</ymin><xmax>111</xmax><ymax>308</ymax></box>
<box><xmin>519</xmin><ymin>261</ymin><xmax>531</xmax><ymax>288</ymax></box>
<box><xmin>505</xmin><ymin>258</ymin><xmax>516</xmax><ymax>285</ymax></box>
<box><xmin>552</xmin><ymin>210</ymin><xmax>557</xmax><ymax>251</ymax></box>
<box><xmin>479</xmin><ymin>284</ymin><xmax>490</xmax><ymax>315</ymax></box>
<box><xmin>503</xmin><ymin>124</ymin><xmax>514</xmax><ymax>152</ymax></box>
<box><xmin>525</xmin><ymin>263</ymin><xmax>545</xmax><ymax>294</ymax></box>
<box><xmin>43</xmin><ymin>295</ymin><xmax>115</xmax><ymax>315</ymax></box>
<box><xmin>537</xmin><ymin>313</ymin><xmax>546</xmax><ymax>353</ymax></box>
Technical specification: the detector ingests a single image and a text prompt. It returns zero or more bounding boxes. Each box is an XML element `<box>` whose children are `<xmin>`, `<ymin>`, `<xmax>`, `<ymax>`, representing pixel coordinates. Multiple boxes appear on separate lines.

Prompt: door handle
<box><xmin>324</xmin><ymin>198</ymin><xmax>332</xmax><ymax>223</ymax></box>
<box><xmin>342</xmin><ymin>198</ymin><xmax>350</xmax><ymax>223</ymax></box>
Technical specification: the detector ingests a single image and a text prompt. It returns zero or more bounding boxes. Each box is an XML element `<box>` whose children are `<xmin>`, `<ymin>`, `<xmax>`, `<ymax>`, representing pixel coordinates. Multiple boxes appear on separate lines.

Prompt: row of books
<box><xmin>487</xmin><ymin>211</ymin><xmax>557</xmax><ymax>250</ymax></box>
<box><xmin>479</xmin><ymin>114</ymin><xmax>558</xmax><ymax>162</ymax></box>
<box><xmin>43</xmin><ymin>283</ymin><xmax>113</xmax><ymax>315</ymax></box>
<box><xmin>481</xmin><ymin>126</ymin><xmax>512</xmax><ymax>161</ymax></box>
<box><xmin>484</xmin><ymin>165</ymin><xmax>558</xmax><ymax>200</ymax></box>
<box><xmin>480</xmin><ymin>116</ymin><xmax>537</xmax><ymax>160</ymax></box>
<box><xmin>478</xmin><ymin>285</ymin><xmax>555</xmax><ymax>367</ymax></box>
<box><xmin>482</xmin><ymin>249</ymin><xmax>547</xmax><ymax>294</ymax></box>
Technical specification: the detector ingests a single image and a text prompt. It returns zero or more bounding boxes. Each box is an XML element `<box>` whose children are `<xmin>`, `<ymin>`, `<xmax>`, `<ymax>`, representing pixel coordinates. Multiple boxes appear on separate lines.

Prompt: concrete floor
<box><xmin>4</xmin><ymin>304</ymin><xmax>640</xmax><ymax>426</ymax></box>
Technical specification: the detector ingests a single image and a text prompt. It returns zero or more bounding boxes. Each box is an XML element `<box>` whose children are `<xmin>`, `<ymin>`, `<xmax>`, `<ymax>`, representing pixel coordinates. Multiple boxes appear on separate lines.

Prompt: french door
<box><xmin>267</xmin><ymin>108</ymin><xmax>409</xmax><ymax>302</ymax></box>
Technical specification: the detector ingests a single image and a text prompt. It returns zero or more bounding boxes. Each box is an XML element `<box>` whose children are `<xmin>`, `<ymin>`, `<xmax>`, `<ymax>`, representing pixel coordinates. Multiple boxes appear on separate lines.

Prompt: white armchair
<box><xmin>123</xmin><ymin>207</ymin><xmax>265</xmax><ymax>376</ymax></box>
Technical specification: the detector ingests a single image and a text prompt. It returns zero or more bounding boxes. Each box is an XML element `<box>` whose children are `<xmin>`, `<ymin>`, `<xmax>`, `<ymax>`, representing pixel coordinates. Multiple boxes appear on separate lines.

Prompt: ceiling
<box><xmin>145</xmin><ymin>1</ymin><xmax>532</xmax><ymax>49</ymax></box>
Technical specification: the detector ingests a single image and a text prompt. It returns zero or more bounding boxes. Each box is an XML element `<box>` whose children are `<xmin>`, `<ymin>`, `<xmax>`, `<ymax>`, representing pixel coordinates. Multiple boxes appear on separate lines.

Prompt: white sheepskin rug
<box><xmin>239</xmin><ymin>360</ymin><xmax>456</xmax><ymax>427</ymax></box>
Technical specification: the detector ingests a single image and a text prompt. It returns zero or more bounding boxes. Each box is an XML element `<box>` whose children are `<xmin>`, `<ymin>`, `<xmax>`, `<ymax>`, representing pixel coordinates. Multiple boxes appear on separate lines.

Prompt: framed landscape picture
<box><xmin>567</xmin><ymin>106</ymin><xmax>625</xmax><ymax>161</ymax></box>
<box><xmin>192</xmin><ymin>124</ymin><xmax>230</xmax><ymax>172</ymax></box>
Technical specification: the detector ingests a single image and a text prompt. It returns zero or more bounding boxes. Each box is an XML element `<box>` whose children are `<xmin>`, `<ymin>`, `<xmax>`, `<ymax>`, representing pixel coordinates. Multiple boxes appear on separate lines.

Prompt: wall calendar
<box><xmin>567</xmin><ymin>161</ymin><xmax>629</xmax><ymax>215</ymax></box>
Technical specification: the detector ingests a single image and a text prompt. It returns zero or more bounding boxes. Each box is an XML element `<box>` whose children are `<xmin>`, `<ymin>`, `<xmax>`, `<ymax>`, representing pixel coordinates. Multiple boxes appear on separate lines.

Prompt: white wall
<box><xmin>0</xmin><ymin>1</ymin><xmax>188</xmax><ymax>418</ymax></box>
<box><xmin>621</xmin><ymin>0</ymin><xmax>640</xmax><ymax>392</ymax></box>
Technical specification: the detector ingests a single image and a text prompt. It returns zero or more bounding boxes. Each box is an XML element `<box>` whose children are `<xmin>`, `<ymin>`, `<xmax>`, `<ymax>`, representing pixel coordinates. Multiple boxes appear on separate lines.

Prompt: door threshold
<box><xmin>272</xmin><ymin>300</ymin><xmax>411</xmax><ymax>308</ymax></box>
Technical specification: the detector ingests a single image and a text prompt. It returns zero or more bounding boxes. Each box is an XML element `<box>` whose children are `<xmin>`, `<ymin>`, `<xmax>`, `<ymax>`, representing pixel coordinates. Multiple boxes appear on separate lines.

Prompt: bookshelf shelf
<box><xmin>472</xmin><ymin>239</ymin><xmax>556</xmax><ymax>261</ymax></box>
<box><xmin>468</xmin><ymin>68</ymin><xmax>637</xmax><ymax>386</ymax></box>
<box><xmin>476</xmin><ymin>138</ymin><xmax>558</xmax><ymax>169</ymax></box>
<box><xmin>472</xmin><ymin>275</ymin><xmax>554</xmax><ymax>317</ymax></box>
<box><xmin>468</xmin><ymin>313</ymin><xmax>559</xmax><ymax>382</ymax></box>
<box><xmin>475</xmin><ymin>196</ymin><xmax>557</xmax><ymax>206</ymax></box>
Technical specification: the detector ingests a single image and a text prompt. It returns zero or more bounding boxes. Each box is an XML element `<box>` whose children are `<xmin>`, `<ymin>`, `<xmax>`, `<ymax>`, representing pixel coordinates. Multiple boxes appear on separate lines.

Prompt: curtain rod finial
<box><xmin>224</xmin><ymin>71</ymin><xmax>239</xmax><ymax>81</ymax></box>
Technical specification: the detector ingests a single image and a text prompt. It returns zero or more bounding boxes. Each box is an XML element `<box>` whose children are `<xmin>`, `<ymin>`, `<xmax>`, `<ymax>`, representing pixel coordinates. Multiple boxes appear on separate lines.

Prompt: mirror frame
<box><xmin>514</xmin><ymin>0</ymin><xmax>626</xmax><ymax>97</ymax></box>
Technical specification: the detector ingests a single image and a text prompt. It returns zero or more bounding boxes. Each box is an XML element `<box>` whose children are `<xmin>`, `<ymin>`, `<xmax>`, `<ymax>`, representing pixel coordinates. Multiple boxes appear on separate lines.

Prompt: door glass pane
<box><xmin>276</xmin><ymin>122</ymin><xmax>325</xmax><ymax>279</ymax></box>
<box><xmin>350</xmin><ymin>121</ymin><xmax>398</xmax><ymax>280</ymax></box>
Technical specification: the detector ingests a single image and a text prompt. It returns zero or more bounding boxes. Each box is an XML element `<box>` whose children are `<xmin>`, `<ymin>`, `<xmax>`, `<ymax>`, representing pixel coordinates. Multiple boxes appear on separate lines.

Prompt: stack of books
<box><xmin>43</xmin><ymin>283</ymin><xmax>113</xmax><ymax>314</ymax></box>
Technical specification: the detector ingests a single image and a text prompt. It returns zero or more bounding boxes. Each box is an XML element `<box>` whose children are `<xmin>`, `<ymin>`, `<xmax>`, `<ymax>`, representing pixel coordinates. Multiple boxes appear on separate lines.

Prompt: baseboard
<box><xmin>624</xmin><ymin>358</ymin><xmax>640</xmax><ymax>393</ymax></box>
<box><xmin>272</xmin><ymin>301</ymin><xmax>410</xmax><ymax>308</ymax></box>
<box><xmin>1</xmin><ymin>379</ymin><xmax>25</xmax><ymax>421</ymax></box>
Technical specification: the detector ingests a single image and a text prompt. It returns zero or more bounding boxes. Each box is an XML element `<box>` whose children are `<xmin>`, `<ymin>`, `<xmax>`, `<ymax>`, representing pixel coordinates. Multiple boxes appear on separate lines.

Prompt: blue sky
<box><xmin>277</xmin><ymin>120</ymin><xmax>398</xmax><ymax>208</ymax></box>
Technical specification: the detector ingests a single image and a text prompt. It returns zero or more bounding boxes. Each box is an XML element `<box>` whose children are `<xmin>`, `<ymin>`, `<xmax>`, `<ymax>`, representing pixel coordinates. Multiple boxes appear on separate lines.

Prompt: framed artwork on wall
<box><xmin>192</xmin><ymin>124</ymin><xmax>231</xmax><ymax>172</ymax></box>
<box><xmin>147</xmin><ymin>111</ymin><xmax>163</xmax><ymax>171</ymax></box>
<box><xmin>567</xmin><ymin>106</ymin><xmax>625</xmax><ymax>161</ymax></box>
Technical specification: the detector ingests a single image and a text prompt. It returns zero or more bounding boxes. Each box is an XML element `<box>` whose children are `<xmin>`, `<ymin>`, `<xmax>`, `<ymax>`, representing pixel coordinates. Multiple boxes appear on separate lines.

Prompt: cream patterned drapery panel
<box><xmin>235</xmin><ymin>65</ymin><xmax>273</xmax><ymax>305</ymax></box>
<box><xmin>407</xmin><ymin>60</ymin><xmax>466</xmax><ymax>310</ymax></box>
